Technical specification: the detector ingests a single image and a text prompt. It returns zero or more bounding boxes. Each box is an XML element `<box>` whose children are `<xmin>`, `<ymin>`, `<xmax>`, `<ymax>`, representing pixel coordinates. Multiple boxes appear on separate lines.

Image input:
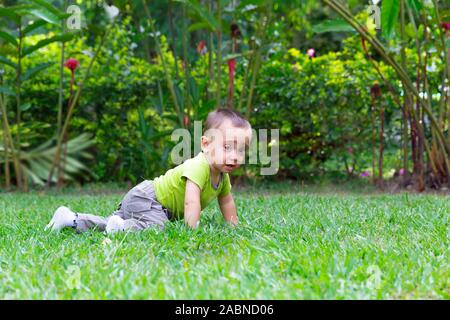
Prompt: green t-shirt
<box><xmin>153</xmin><ymin>152</ymin><xmax>232</xmax><ymax>219</ymax></box>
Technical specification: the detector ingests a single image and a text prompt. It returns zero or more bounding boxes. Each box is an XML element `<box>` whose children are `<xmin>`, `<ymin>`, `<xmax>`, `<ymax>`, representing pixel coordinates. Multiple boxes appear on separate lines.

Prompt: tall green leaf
<box><xmin>381</xmin><ymin>0</ymin><xmax>400</xmax><ymax>39</ymax></box>
<box><xmin>174</xmin><ymin>0</ymin><xmax>219</xmax><ymax>31</ymax></box>
<box><xmin>29</xmin><ymin>8</ymin><xmax>61</xmax><ymax>26</ymax></box>
<box><xmin>12</xmin><ymin>133</ymin><xmax>95</xmax><ymax>185</ymax></box>
<box><xmin>23</xmin><ymin>19</ymin><xmax>48</xmax><ymax>35</ymax></box>
<box><xmin>22</xmin><ymin>33</ymin><xmax>74</xmax><ymax>57</ymax></box>
<box><xmin>20</xmin><ymin>102</ymin><xmax>32</xmax><ymax>111</ymax></box>
<box><xmin>187</xmin><ymin>22</ymin><xmax>210</xmax><ymax>32</ymax></box>
<box><xmin>406</xmin><ymin>0</ymin><xmax>423</xmax><ymax>14</ymax></box>
<box><xmin>0</xmin><ymin>55</ymin><xmax>17</xmax><ymax>69</ymax></box>
<box><xmin>0</xmin><ymin>7</ymin><xmax>21</xmax><ymax>24</ymax></box>
<box><xmin>0</xmin><ymin>86</ymin><xmax>16</xmax><ymax>96</ymax></box>
<box><xmin>30</xmin><ymin>0</ymin><xmax>67</xmax><ymax>19</ymax></box>
<box><xmin>312</xmin><ymin>19</ymin><xmax>355</xmax><ymax>34</ymax></box>
<box><xmin>21</xmin><ymin>62</ymin><xmax>54</xmax><ymax>82</ymax></box>
<box><xmin>0</xmin><ymin>30</ymin><xmax>18</xmax><ymax>47</ymax></box>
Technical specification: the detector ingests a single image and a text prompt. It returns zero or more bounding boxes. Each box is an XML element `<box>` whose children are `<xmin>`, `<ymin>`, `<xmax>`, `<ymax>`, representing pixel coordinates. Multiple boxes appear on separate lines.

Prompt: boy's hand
<box><xmin>184</xmin><ymin>179</ymin><xmax>202</xmax><ymax>229</ymax></box>
<box><xmin>218</xmin><ymin>193</ymin><xmax>238</xmax><ymax>227</ymax></box>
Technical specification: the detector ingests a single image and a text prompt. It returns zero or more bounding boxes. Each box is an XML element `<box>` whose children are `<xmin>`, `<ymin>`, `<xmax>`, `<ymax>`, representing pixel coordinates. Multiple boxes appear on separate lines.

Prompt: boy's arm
<box><xmin>184</xmin><ymin>179</ymin><xmax>202</xmax><ymax>229</ymax></box>
<box><xmin>218</xmin><ymin>193</ymin><xmax>238</xmax><ymax>226</ymax></box>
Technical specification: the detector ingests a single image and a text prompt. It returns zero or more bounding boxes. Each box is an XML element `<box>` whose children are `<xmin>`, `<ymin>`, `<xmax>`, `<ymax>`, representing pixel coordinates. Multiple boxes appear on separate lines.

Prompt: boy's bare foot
<box><xmin>45</xmin><ymin>206</ymin><xmax>77</xmax><ymax>231</ymax></box>
<box><xmin>106</xmin><ymin>215</ymin><xmax>125</xmax><ymax>234</ymax></box>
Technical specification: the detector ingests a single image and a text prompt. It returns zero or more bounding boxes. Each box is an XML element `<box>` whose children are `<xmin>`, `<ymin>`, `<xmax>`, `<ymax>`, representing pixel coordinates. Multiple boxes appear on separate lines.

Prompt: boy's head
<box><xmin>201</xmin><ymin>108</ymin><xmax>252</xmax><ymax>173</ymax></box>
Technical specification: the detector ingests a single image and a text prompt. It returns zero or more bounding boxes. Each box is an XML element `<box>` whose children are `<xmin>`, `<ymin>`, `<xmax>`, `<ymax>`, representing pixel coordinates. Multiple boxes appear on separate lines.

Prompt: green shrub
<box><xmin>15</xmin><ymin>18</ymin><xmax>180</xmax><ymax>183</ymax></box>
<box><xmin>8</xmin><ymin>21</ymin><xmax>421</xmax><ymax>184</ymax></box>
<box><xmin>251</xmin><ymin>36</ymin><xmax>399</xmax><ymax>179</ymax></box>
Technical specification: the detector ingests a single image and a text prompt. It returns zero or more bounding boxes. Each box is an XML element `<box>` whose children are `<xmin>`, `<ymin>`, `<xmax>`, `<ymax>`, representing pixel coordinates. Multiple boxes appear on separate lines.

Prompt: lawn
<box><xmin>0</xmin><ymin>182</ymin><xmax>448</xmax><ymax>299</ymax></box>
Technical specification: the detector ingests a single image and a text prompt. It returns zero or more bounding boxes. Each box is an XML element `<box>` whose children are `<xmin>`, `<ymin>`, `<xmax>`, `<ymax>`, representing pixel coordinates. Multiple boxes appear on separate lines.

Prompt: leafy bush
<box><xmin>251</xmin><ymin>35</ymin><xmax>398</xmax><ymax>179</ymax></box>
<box><xmin>6</xmin><ymin>5</ymin><xmax>440</xmax><ymax>185</ymax></box>
<box><xmin>15</xmin><ymin>18</ymin><xmax>180</xmax><ymax>183</ymax></box>
<box><xmin>11</xmin><ymin>25</ymin><xmax>406</xmax><ymax>184</ymax></box>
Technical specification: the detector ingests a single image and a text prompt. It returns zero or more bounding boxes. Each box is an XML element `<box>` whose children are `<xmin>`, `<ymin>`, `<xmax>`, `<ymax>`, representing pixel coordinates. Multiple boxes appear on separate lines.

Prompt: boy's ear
<box><xmin>201</xmin><ymin>135</ymin><xmax>209</xmax><ymax>150</ymax></box>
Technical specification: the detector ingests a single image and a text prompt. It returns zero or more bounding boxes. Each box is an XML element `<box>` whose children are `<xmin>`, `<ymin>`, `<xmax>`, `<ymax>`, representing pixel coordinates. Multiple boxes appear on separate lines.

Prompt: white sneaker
<box><xmin>106</xmin><ymin>215</ymin><xmax>125</xmax><ymax>234</ymax></box>
<box><xmin>45</xmin><ymin>206</ymin><xmax>77</xmax><ymax>231</ymax></box>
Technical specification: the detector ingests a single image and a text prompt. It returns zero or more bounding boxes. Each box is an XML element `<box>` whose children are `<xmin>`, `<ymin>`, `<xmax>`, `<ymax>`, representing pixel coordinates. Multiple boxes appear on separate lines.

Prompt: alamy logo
<box><xmin>367</xmin><ymin>0</ymin><xmax>381</xmax><ymax>30</ymax></box>
<box><xmin>170</xmin><ymin>121</ymin><xmax>280</xmax><ymax>176</ymax></box>
<box><xmin>66</xmin><ymin>5</ymin><xmax>81</xmax><ymax>30</ymax></box>
<box><xmin>66</xmin><ymin>2</ymin><xmax>118</xmax><ymax>30</ymax></box>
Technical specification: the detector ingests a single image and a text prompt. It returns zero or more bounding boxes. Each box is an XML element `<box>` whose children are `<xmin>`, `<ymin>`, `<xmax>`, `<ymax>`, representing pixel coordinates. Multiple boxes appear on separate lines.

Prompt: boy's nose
<box><xmin>227</xmin><ymin>153</ymin><xmax>238</xmax><ymax>163</ymax></box>
<box><xmin>234</xmin><ymin>151</ymin><xmax>244</xmax><ymax>163</ymax></box>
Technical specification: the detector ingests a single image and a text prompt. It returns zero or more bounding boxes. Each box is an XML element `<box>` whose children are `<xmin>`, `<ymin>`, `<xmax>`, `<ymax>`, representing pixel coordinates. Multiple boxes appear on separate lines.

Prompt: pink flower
<box><xmin>307</xmin><ymin>48</ymin><xmax>316</xmax><ymax>58</ymax></box>
<box><xmin>347</xmin><ymin>147</ymin><xmax>353</xmax><ymax>154</ymax></box>
<box><xmin>360</xmin><ymin>171</ymin><xmax>370</xmax><ymax>178</ymax></box>
<box><xmin>64</xmin><ymin>58</ymin><xmax>79</xmax><ymax>72</ymax></box>
<box><xmin>442</xmin><ymin>22</ymin><xmax>450</xmax><ymax>32</ymax></box>
<box><xmin>399</xmin><ymin>168</ymin><xmax>405</xmax><ymax>176</ymax></box>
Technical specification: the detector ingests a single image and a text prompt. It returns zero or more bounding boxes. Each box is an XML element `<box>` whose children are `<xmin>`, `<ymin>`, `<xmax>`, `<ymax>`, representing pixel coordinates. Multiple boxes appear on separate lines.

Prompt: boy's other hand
<box><xmin>218</xmin><ymin>193</ymin><xmax>238</xmax><ymax>227</ymax></box>
<box><xmin>184</xmin><ymin>179</ymin><xmax>202</xmax><ymax>229</ymax></box>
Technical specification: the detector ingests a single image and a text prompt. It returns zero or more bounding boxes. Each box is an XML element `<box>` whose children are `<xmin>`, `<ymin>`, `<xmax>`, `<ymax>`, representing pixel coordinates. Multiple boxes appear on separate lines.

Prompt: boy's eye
<box><xmin>224</xmin><ymin>144</ymin><xmax>232</xmax><ymax>151</ymax></box>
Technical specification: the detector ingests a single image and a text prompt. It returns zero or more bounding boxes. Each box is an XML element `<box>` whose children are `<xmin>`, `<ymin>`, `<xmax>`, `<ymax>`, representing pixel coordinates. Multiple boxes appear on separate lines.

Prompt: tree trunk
<box><xmin>371</xmin><ymin>95</ymin><xmax>377</xmax><ymax>185</ymax></box>
<box><xmin>378</xmin><ymin>103</ymin><xmax>385</xmax><ymax>188</ymax></box>
<box><xmin>216</xmin><ymin>0</ymin><xmax>222</xmax><ymax>107</ymax></box>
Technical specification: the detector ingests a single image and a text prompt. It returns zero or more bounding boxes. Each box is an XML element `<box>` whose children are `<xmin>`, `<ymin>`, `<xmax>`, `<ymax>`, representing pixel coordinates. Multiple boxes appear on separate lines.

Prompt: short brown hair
<box><xmin>204</xmin><ymin>108</ymin><xmax>251</xmax><ymax>133</ymax></box>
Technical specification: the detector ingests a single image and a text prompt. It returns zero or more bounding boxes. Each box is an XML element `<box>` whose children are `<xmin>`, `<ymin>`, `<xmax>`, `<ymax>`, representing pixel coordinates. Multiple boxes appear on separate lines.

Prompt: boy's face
<box><xmin>202</xmin><ymin>119</ymin><xmax>252</xmax><ymax>174</ymax></box>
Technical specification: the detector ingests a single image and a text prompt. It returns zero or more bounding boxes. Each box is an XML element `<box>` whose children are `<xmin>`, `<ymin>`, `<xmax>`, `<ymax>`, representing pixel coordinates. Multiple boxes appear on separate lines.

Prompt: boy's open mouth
<box><xmin>224</xmin><ymin>164</ymin><xmax>237</xmax><ymax>170</ymax></box>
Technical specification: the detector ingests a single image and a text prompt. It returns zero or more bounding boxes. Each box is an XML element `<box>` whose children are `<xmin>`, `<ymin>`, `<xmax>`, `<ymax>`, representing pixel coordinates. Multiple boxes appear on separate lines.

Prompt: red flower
<box><xmin>196</xmin><ymin>41</ymin><xmax>207</xmax><ymax>55</ymax></box>
<box><xmin>228</xmin><ymin>58</ymin><xmax>236</xmax><ymax>79</ymax></box>
<box><xmin>442</xmin><ymin>22</ymin><xmax>450</xmax><ymax>32</ymax></box>
<box><xmin>64</xmin><ymin>58</ymin><xmax>79</xmax><ymax>72</ymax></box>
<box><xmin>183</xmin><ymin>115</ymin><xmax>190</xmax><ymax>127</ymax></box>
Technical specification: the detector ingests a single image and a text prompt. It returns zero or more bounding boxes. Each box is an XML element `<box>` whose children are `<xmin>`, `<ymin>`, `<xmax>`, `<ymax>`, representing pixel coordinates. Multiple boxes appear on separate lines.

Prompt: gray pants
<box><xmin>75</xmin><ymin>180</ymin><xmax>172</xmax><ymax>232</ymax></box>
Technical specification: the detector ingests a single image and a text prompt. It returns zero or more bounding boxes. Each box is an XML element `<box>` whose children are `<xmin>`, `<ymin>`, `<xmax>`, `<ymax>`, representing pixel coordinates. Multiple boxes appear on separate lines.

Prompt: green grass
<box><xmin>0</xmin><ymin>183</ymin><xmax>448</xmax><ymax>299</ymax></box>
